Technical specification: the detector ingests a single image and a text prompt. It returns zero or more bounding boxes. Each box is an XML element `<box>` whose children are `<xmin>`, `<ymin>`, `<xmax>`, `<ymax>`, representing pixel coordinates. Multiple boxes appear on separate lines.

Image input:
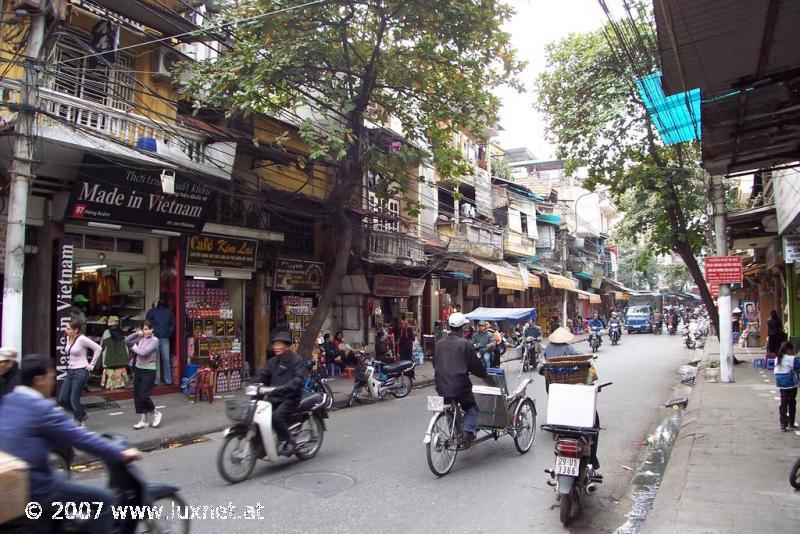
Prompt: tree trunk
<box><xmin>297</xmin><ymin>210</ymin><xmax>354</xmax><ymax>357</ymax></box>
<box><xmin>674</xmin><ymin>240</ymin><xmax>720</xmax><ymax>338</ymax></box>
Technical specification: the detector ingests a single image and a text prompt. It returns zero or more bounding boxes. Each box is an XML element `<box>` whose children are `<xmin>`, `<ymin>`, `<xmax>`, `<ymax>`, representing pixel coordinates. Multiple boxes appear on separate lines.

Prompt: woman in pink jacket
<box><xmin>59</xmin><ymin>319</ymin><xmax>101</xmax><ymax>426</ymax></box>
<box><xmin>126</xmin><ymin>320</ymin><xmax>163</xmax><ymax>429</ymax></box>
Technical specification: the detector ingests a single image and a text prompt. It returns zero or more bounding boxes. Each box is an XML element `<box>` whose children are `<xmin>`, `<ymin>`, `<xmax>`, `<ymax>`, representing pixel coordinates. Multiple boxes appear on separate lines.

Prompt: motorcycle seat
<box><xmin>382</xmin><ymin>360</ymin><xmax>415</xmax><ymax>374</ymax></box>
<box><xmin>297</xmin><ymin>392</ymin><xmax>323</xmax><ymax>412</ymax></box>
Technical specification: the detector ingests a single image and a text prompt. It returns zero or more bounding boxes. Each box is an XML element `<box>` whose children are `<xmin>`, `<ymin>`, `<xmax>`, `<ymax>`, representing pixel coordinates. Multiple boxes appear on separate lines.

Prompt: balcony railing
<box><xmin>0</xmin><ymin>79</ymin><xmax>233</xmax><ymax>180</ymax></box>
<box><xmin>437</xmin><ymin>220</ymin><xmax>503</xmax><ymax>260</ymax></box>
<box><xmin>366</xmin><ymin>230</ymin><xmax>426</xmax><ymax>266</ymax></box>
<box><xmin>503</xmin><ymin>229</ymin><xmax>536</xmax><ymax>257</ymax></box>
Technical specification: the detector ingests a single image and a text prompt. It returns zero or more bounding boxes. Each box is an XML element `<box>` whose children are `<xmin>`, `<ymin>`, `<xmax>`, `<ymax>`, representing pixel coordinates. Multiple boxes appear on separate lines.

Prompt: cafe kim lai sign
<box><xmin>187</xmin><ymin>235</ymin><xmax>257</xmax><ymax>271</ymax></box>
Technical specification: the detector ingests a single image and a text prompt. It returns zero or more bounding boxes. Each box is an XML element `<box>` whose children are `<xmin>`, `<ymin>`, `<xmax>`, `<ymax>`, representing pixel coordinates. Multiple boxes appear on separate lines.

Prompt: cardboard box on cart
<box><xmin>0</xmin><ymin>450</ymin><xmax>29</xmax><ymax>523</ymax></box>
<box><xmin>546</xmin><ymin>383</ymin><xmax>598</xmax><ymax>428</ymax></box>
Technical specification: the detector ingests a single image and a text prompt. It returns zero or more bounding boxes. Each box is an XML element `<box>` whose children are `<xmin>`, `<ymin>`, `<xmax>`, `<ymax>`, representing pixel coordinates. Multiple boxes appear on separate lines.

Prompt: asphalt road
<box><xmin>76</xmin><ymin>331</ymin><xmax>689</xmax><ymax>533</ymax></box>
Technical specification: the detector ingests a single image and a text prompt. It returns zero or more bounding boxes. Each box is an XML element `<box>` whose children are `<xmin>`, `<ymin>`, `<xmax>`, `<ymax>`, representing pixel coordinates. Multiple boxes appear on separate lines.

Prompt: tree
<box><xmin>615</xmin><ymin>239</ymin><xmax>658</xmax><ymax>290</ymax></box>
<box><xmin>663</xmin><ymin>261</ymin><xmax>689</xmax><ymax>293</ymax></box>
<box><xmin>535</xmin><ymin>7</ymin><xmax>721</xmax><ymax>335</ymax></box>
<box><xmin>183</xmin><ymin>0</ymin><xmax>523</xmax><ymax>354</ymax></box>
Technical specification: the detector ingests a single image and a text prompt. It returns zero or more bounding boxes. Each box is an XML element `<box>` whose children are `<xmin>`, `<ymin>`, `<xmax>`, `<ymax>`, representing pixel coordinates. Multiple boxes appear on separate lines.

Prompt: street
<box><xmin>74</xmin><ymin>333</ymin><xmax>688</xmax><ymax>533</ymax></box>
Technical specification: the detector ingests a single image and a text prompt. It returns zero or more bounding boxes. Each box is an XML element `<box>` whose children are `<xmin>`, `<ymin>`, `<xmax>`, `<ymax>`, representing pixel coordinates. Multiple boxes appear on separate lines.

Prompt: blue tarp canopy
<box><xmin>464</xmin><ymin>307</ymin><xmax>537</xmax><ymax>322</ymax></box>
<box><xmin>635</xmin><ymin>72</ymin><xmax>701</xmax><ymax>145</ymax></box>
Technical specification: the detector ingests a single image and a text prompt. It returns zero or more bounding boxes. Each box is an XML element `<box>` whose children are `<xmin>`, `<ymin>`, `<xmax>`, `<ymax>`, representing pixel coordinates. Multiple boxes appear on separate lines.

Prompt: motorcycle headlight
<box><xmin>245</xmin><ymin>384</ymin><xmax>260</xmax><ymax>396</ymax></box>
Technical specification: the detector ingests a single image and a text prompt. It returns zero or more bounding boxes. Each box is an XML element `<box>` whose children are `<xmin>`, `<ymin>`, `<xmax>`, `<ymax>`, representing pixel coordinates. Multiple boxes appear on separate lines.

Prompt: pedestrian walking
<box><xmin>398</xmin><ymin>319</ymin><xmax>415</xmax><ymax>362</ymax></box>
<box><xmin>59</xmin><ymin>320</ymin><xmax>101</xmax><ymax>426</ymax></box>
<box><xmin>767</xmin><ymin>310</ymin><xmax>786</xmax><ymax>355</ymax></box>
<box><xmin>146</xmin><ymin>299</ymin><xmax>176</xmax><ymax>385</ymax></box>
<box><xmin>774</xmin><ymin>341</ymin><xmax>800</xmax><ymax>432</ymax></box>
<box><xmin>126</xmin><ymin>320</ymin><xmax>163</xmax><ymax>429</ymax></box>
<box><xmin>0</xmin><ymin>347</ymin><xmax>20</xmax><ymax>398</ymax></box>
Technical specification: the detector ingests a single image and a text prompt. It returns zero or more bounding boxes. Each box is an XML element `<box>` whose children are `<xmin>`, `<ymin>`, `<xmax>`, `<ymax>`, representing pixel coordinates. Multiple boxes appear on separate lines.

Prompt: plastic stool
<box><xmin>752</xmin><ymin>358</ymin><xmax>766</xmax><ymax>369</ymax></box>
<box><xmin>766</xmin><ymin>357</ymin><xmax>776</xmax><ymax>370</ymax></box>
<box><xmin>327</xmin><ymin>363</ymin><xmax>339</xmax><ymax>377</ymax></box>
<box><xmin>343</xmin><ymin>367</ymin><xmax>356</xmax><ymax>379</ymax></box>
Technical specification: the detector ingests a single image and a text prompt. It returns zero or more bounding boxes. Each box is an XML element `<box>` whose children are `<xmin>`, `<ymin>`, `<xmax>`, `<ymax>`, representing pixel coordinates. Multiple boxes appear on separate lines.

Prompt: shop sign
<box><xmin>53</xmin><ymin>240</ymin><xmax>75</xmax><ymax>381</ymax></box>
<box><xmin>466</xmin><ymin>284</ymin><xmax>480</xmax><ymax>298</ymax></box>
<box><xmin>705</xmin><ymin>256</ymin><xmax>743</xmax><ymax>286</ymax></box>
<box><xmin>373</xmin><ymin>274</ymin><xmax>411</xmax><ymax>297</ymax></box>
<box><xmin>66</xmin><ymin>156</ymin><xmax>211</xmax><ymax>232</ymax></box>
<box><xmin>409</xmin><ymin>279</ymin><xmax>426</xmax><ymax>297</ymax></box>
<box><xmin>274</xmin><ymin>259</ymin><xmax>325</xmax><ymax>292</ymax></box>
<box><xmin>187</xmin><ymin>235</ymin><xmax>257</xmax><ymax>271</ymax></box>
<box><xmin>782</xmin><ymin>234</ymin><xmax>800</xmax><ymax>264</ymax></box>
<box><xmin>591</xmin><ymin>265</ymin><xmax>605</xmax><ymax>289</ymax></box>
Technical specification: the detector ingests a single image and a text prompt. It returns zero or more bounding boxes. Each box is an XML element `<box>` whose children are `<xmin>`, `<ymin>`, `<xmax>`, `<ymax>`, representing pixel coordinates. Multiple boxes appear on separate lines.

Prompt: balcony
<box><xmin>503</xmin><ymin>229</ymin><xmax>536</xmax><ymax>258</ymax></box>
<box><xmin>437</xmin><ymin>220</ymin><xmax>503</xmax><ymax>260</ymax></box>
<box><xmin>0</xmin><ymin>79</ymin><xmax>233</xmax><ymax>181</ymax></box>
<box><xmin>365</xmin><ymin>230</ymin><xmax>426</xmax><ymax>267</ymax></box>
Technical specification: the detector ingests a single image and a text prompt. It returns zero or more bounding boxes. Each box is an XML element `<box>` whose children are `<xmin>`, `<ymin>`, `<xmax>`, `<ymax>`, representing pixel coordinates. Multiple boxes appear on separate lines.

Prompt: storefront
<box><xmin>271</xmin><ymin>258</ymin><xmax>325</xmax><ymax>346</ymax></box>
<box><xmin>371</xmin><ymin>274</ymin><xmax>426</xmax><ymax>349</ymax></box>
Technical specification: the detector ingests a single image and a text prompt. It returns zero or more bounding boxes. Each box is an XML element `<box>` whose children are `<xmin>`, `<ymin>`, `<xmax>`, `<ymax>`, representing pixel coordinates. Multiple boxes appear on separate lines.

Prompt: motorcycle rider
<box><xmin>587</xmin><ymin>312</ymin><xmax>605</xmax><ymax>345</ymax></box>
<box><xmin>258</xmin><ymin>331</ymin><xmax>305</xmax><ymax>456</ymax></box>
<box><xmin>608</xmin><ymin>312</ymin><xmax>622</xmax><ymax>342</ymax></box>
<box><xmin>433</xmin><ymin>312</ymin><xmax>487</xmax><ymax>444</ymax></box>
<box><xmin>472</xmin><ymin>321</ymin><xmax>495</xmax><ymax>370</ymax></box>
<box><xmin>0</xmin><ymin>354</ymin><xmax>142</xmax><ymax>534</ymax></box>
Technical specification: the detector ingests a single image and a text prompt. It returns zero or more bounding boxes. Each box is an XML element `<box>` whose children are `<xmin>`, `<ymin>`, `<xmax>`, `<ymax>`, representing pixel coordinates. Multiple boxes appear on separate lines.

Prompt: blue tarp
<box><xmin>464</xmin><ymin>307</ymin><xmax>537</xmax><ymax>322</ymax></box>
<box><xmin>635</xmin><ymin>72</ymin><xmax>701</xmax><ymax>145</ymax></box>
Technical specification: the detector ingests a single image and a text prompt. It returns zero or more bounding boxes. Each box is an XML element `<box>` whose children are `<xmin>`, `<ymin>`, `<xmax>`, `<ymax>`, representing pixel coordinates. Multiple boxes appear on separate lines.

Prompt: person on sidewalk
<box><xmin>257</xmin><ymin>331</ymin><xmax>305</xmax><ymax>455</ymax></box>
<box><xmin>767</xmin><ymin>310</ymin><xmax>786</xmax><ymax>355</ymax></box>
<box><xmin>398</xmin><ymin>319</ymin><xmax>415</xmax><ymax>362</ymax></box>
<box><xmin>375</xmin><ymin>331</ymin><xmax>392</xmax><ymax>364</ymax></box>
<box><xmin>126</xmin><ymin>320</ymin><xmax>163</xmax><ymax>430</ymax></box>
<box><xmin>0</xmin><ymin>347</ymin><xmax>20</xmax><ymax>397</ymax></box>
<box><xmin>433</xmin><ymin>312</ymin><xmax>487</xmax><ymax>445</ymax></box>
<box><xmin>774</xmin><ymin>341</ymin><xmax>800</xmax><ymax>432</ymax></box>
<box><xmin>0</xmin><ymin>354</ymin><xmax>142</xmax><ymax>534</ymax></box>
<box><xmin>59</xmin><ymin>320</ymin><xmax>102</xmax><ymax>427</ymax></box>
<box><xmin>146</xmin><ymin>299</ymin><xmax>176</xmax><ymax>385</ymax></box>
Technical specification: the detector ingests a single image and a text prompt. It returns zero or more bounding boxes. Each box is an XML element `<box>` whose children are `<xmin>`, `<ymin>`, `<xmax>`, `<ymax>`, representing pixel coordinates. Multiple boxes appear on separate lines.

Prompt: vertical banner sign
<box><xmin>53</xmin><ymin>241</ymin><xmax>75</xmax><ymax>380</ymax></box>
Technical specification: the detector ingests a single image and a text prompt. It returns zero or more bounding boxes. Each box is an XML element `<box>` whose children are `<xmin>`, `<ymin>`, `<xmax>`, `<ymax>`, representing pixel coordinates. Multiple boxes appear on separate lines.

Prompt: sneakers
<box><xmin>133</xmin><ymin>420</ymin><xmax>149</xmax><ymax>430</ymax></box>
<box><xmin>151</xmin><ymin>411</ymin><xmax>163</xmax><ymax>428</ymax></box>
<box><xmin>278</xmin><ymin>439</ymin><xmax>297</xmax><ymax>456</ymax></box>
<box><xmin>462</xmin><ymin>431</ymin><xmax>476</xmax><ymax>446</ymax></box>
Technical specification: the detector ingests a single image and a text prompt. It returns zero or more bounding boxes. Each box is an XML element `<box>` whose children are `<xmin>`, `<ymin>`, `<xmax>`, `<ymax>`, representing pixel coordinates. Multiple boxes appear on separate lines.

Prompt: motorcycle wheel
<box><xmin>323</xmin><ymin>383</ymin><xmax>334</xmax><ymax>411</ymax></box>
<box><xmin>217</xmin><ymin>431</ymin><xmax>257</xmax><ymax>484</ymax></box>
<box><xmin>135</xmin><ymin>494</ymin><xmax>189</xmax><ymax>534</ymax></box>
<box><xmin>347</xmin><ymin>383</ymin><xmax>364</xmax><ymax>407</ymax></box>
<box><xmin>790</xmin><ymin>457</ymin><xmax>800</xmax><ymax>489</ymax></box>
<box><xmin>295</xmin><ymin>415</ymin><xmax>324</xmax><ymax>460</ymax></box>
<box><xmin>426</xmin><ymin>412</ymin><xmax>457</xmax><ymax>477</ymax></box>
<box><xmin>560</xmin><ymin>488</ymin><xmax>577</xmax><ymax>525</ymax></box>
<box><xmin>512</xmin><ymin>398</ymin><xmax>536</xmax><ymax>454</ymax></box>
<box><xmin>392</xmin><ymin>374</ymin><xmax>413</xmax><ymax>398</ymax></box>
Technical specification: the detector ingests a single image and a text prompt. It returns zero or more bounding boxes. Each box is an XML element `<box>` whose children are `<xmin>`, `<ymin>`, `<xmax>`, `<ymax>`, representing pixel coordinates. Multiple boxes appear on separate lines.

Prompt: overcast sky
<box><xmin>496</xmin><ymin>0</ymin><xmax>608</xmax><ymax>160</ymax></box>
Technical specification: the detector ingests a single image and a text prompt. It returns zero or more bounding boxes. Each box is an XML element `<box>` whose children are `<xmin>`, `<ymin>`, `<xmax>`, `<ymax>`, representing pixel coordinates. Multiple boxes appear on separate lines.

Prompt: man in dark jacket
<box><xmin>433</xmin><ymin>312</ymin><xmax>487</xmax><ymax>443</ymax></box>
<box><xmin>0</xmin><ymin>354</ymin><xmax>141</xmax><ymax>533</ymax></box>
<box><xmin>258</xmin><ymin>331</ymin><xmax>305</xmax><ymax>455</ymax></box>
<box><xmin>0</xmin><ymin>347</ymin><xmax>20</xmax><ymax>397</ymax></box>
<box><xmin>146</xmin><ymin>299</ymin><xmax>176</xmax><ymax>385</ymax></box>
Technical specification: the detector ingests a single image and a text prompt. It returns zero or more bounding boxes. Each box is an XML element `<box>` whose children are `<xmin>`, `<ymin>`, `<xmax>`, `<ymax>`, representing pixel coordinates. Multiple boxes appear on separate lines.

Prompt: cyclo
<box><xmin>423</xmin><ymin>367</ymin><xmax>537</xmax><ymax>476</ymax></box>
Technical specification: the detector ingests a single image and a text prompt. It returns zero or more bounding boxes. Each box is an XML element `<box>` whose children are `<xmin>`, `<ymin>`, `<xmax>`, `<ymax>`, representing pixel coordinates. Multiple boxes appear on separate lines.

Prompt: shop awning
<box><xmin>547</xmin><ymin>273</ymin><xmax>578</xmax><ymax>291</ymax></box>
<box><xmin>575</xmin><ymin>289</ymin><xmax>601</xmax><ymax>303</ymax></box>
<box><xmin>471</xmin><ymin>259</ymin><xmax>526</xmax><ymax>292</ymax></box>
<box><xmin>610</xmin><ymin>290</ymin><xmax>630</xmax><ymax>300</ymax></box>
<box><xmin>575</xmin><ymin>271</ymin><xmax>593</xmax><ymax>281</ymax></box>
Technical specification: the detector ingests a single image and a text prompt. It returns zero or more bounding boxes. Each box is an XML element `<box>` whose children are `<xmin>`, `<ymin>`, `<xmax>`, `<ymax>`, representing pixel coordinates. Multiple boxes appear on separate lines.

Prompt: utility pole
<box><xmin>711</xmin><ymin>174</ymin><xmax>734</xmax><ymax>382</ymax></box>
<box><xmin>3</xmin><ymin>6</ymin><xmax>48</xmax><ymax>362</ymax></box>
<box><xmin>562</xmin><ymin>229</ymin><xmax>568</xmax><ymax>327</ymax></box>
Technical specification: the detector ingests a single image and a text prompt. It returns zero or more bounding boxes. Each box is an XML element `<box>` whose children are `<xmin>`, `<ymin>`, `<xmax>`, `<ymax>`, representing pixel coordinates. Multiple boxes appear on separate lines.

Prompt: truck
<box><xmin>625</xmin><ymin>292</ymin><xmax>663</xmax><ymax>334</ymax></box>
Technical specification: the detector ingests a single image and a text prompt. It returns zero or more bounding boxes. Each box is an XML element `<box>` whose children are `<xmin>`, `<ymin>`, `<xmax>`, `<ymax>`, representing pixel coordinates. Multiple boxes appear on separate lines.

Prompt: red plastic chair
<box><xmin>193</xmin><ymin>368</ymin><xmax>214</xmax><ymax>404</ymax></box>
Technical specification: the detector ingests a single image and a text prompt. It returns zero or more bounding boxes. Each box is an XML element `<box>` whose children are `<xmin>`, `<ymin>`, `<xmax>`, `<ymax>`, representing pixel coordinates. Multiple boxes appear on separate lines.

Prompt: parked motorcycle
<box><xmin>542</xmin><ymin>382</ymin><xmax>613</xmax><ymax>526</ymax></box>
<box><xmin>218</xmin><ymin>384</ymin><xmax>327</xmax><ymax>483</ymax></box>
<box><xmin>304</xmin><ymin>359</ymin><xmax>334</xmax><ymax>411</ymax></box>
<box><xmin>790</xmin><ymin>456</ymin><xmax>800</xmax><ymax>489</ymax></box>
<box><xmin>608</xmin><ymin>323</ymin><xmax>621</xmax><ymax>346</ymax></box>
<box><xmin>2</xmin><ymin>433</ymin><xmax>189</xmax><ymax>533</ymax></box>
<box><xmin>346</xmin><ymin>353</ymin><xmax>415</xmax><ymax>407</ymax></box>
<box><xmin>588</xmin><ymin>327</ymin><xmax>602</xmax><ymax>352</ymax></box>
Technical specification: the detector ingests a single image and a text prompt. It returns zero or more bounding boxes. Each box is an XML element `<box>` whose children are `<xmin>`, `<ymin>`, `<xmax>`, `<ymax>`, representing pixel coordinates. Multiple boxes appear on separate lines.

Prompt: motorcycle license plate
<box><xmin>555</xmin><ymin>456</ymin><xmax>580</xmax><ymax>476</ymax></box>
<box><xmin>427</xmin><ymin>395</ymin><xmax>444</xmax><ymax>412</ymax></box>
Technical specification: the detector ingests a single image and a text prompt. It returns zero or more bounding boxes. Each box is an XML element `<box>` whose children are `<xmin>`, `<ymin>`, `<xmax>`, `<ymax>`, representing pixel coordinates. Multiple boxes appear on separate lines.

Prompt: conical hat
<box><xmin>548</xmin><ymin>327</ymin><xmax>574</xmax><ymax>344</ymax></box>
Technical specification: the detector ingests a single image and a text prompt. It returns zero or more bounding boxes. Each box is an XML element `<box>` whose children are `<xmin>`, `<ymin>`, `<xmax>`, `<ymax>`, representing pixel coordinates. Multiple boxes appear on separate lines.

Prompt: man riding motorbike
<box><xmin>0</xmin><ymin>354</ymin><xmax>142</xmax><ymax>534</ymax></box>
<box><xmin>608</xmin><ymin>313</ymin><xmax>622</xmax><ymax>342</ymax></box>
<box><xmin>587</xmin><ymin>312</ymin><xmax>605</xmax><ymax>345</ymax></box>
<box><xmin>471</xmin><ymin>321</ymin><xmax>496</xmax><ymax>370</ymax></box>
<box><xmin>257</xmin><ymin>331</ymin><xmax>305</xmax><ymax>456</ymax></box>
<box><xmin>433</xmin><ymin>312</ymin><xmax>487</xmax><ymax>444</ymax></box>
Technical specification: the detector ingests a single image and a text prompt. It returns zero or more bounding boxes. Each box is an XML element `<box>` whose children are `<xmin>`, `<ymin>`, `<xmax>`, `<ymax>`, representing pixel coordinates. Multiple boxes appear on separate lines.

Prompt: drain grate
<box><xmin>84</xmin><ymin>399</ymin><xmax>121</xmax><ymax>411</ymax></box>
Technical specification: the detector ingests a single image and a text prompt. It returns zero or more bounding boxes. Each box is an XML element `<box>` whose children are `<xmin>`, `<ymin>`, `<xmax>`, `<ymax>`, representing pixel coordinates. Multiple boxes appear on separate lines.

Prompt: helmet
<box><xmin>448</xmin><ymin>312</ymin><xmax>469</xmax><ymax>328</ymax></box>
<box><xmin>271</xmin><ymin>331</ymin><xmax>293</xmax><ymax>344</ymax></box>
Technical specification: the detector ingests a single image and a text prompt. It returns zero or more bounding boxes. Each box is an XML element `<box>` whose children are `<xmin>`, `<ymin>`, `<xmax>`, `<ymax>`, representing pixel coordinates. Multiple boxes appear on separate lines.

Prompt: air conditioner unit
<box><xmin>151</xmin><ymin>49</ymin><xmax>181</xmax><ymax>82</ymax></box>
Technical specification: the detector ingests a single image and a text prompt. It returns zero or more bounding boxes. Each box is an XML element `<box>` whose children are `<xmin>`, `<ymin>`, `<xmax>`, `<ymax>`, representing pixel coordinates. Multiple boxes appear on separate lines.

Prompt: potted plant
<box><xmin>706</xmin><ymin>360</ymin><xmax>720</xmax><ymax>382</ymax></box>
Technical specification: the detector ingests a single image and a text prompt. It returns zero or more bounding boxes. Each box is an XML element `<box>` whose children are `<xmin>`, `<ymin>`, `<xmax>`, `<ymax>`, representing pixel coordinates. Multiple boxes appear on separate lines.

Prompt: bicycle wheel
<box><xmin>426</xmin><ymin>412</ymin><xmax>458</xmax><ymax>477</ymax></box>
<box><xmin>513</xmin><ymin>398</ymin><xmax>536</xmax><ymax>454</ymax></box>
<box><xmin>790</xmin><ymin>457</ymin><xmax>800</xmax><ymax>489</ymax></box>
<box><xmin>135</xmin><ymin>494</ymin><xmax>189</xmax><ymax>534</ymax></box>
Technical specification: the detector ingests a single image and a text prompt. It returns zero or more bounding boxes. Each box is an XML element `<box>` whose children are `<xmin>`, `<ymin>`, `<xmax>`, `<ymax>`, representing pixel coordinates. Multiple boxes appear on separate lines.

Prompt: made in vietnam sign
<box><xmin>187</xmin><ymin>235</ymin><xmax>257</xmax><ymax>270</ymax></box>
<box><xmin>66</xmin><ymin>156</ymin><xmax>211</xmax><ymax>232</ymax></box>
<box><xmin>704</xmin><ymin>256</ymin><xmax>743</xmax><ymax>286</ymax></box>
<box><xmin>274</xmin><ymin>259</ymin><xmax>325</xmax><ymax>292</ymax></box>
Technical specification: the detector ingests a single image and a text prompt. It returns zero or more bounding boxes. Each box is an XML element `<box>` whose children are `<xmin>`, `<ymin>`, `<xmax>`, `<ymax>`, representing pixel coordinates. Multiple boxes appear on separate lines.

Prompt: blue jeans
<box><xmin>480</xmin><ymin>350</ymin><xmax>492</xmax><ymax>370</ymax></box>
<box><xmin>35</xmin><ymin>478</ymin><xmax>115</xmax><ymax>534</ymax></box>
<box><xmin>463</xmin><ymin>405</ymin><xmax>479</xmax><ymax>434</ymax></box>
<box><xmin>156</xmin><ymin>337</ymin><xmax>171</xmax><ymax>385</ymax></box>
<box><xmin>58</xmin><ymin>368</ymin><xmax>89</xmax><ymax>422</ymax></box>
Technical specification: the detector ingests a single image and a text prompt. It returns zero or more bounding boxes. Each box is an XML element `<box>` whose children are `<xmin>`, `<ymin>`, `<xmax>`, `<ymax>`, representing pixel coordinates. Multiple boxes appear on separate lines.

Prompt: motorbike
<box><xmin>521</xmin><ymin>334</ymin><xmax>542</xmax><ymax>373</ymax></box>
<box><xmin>790</xmin><ymin>456</ymin><xmax>800</xmax><ymax>489</ymax></box>
<box><xmin>346</xmin><ymin>352</ymin><xmax>415</xmax><ymax>407</ymax></box>
<box><xmin>588</xmin><ymin>327</ymin><xmax>602</xmax><ymax>352</ymax></box>
<box><xmin>608</xmin><ymin>323</ymin><xmax>621</xmax><ymax>346</ymax></box>
<box><xmin>542</xmin><ymin>382</ymin><xmax>613</xmax><ymax>526</ymax></box>
<box><xmin>2</xmin><ymin>434</ymin><xmax>189</xmax><ymax>534</ymax></box>
<box><xmin>683</xmin><ymin>318</ymin><xmax>707</xmax><ymax>349</ymax></box>
<box><xmin>304</xmin><ymin>359</ymin><xmax>334</xmax><ymax>411</ymax></box>
<box><xmin>667</xmin><ymin>319</ymin><xmax>677</xmax><ymax>335</ymax></box>
<box><xmin>218</xmin><ymin>384</ymin><xmax>328</xmax><ymax>483</ymax></box>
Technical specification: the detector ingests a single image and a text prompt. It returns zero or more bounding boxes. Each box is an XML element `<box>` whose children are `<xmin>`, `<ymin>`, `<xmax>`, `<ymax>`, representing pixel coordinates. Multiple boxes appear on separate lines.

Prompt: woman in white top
<box><xmin>773</xmin><ymin>341</ymin><xmax>800</xmax><ymax>432</ymax></box>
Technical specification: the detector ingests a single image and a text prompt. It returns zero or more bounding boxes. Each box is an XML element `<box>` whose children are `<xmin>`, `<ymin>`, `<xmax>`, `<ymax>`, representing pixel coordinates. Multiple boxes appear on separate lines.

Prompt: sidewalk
<box><xmin>73</xmin><ymin>360</ymin><xmax>436</xmax><ymax>463</ymax></box>
<box><xmin>645</xmin><ymin>338</ymin><xmax>800</xmax><ymax>533</ymax></box>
